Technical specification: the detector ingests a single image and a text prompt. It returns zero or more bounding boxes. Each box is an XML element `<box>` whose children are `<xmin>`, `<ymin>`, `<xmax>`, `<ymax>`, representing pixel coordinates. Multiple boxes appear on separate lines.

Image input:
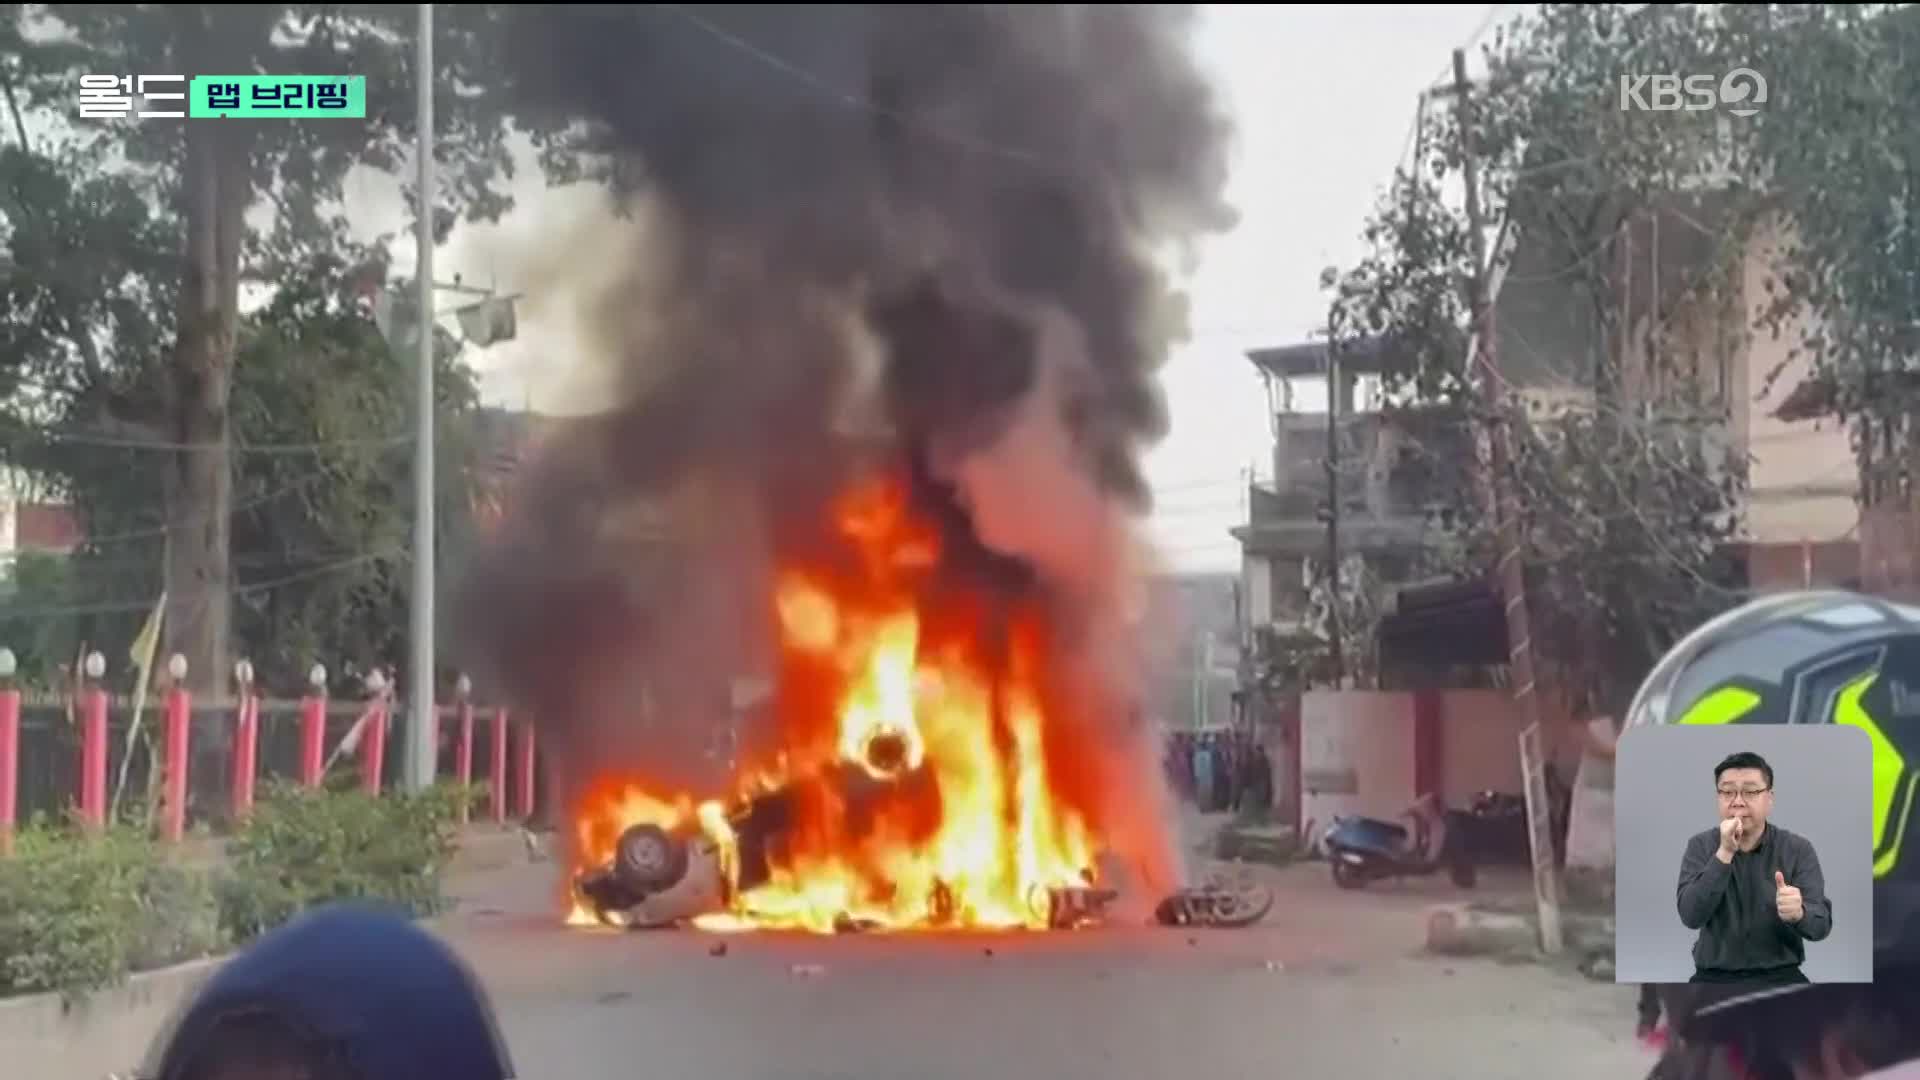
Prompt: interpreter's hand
<box><xmin>1775</xmin><ymin>870</ymin><xmax>1804</xmax><ymax>923</ymax></box>
<box><xmin>1717</xmin><ymin>817</ymin><xmax>1743</xmax><ymax>857</ymax></box>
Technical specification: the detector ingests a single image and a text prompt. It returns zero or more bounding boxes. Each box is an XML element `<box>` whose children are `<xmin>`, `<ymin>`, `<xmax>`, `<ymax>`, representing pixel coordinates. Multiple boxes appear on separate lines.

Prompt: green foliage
<box><xmin>0</xmin><ymin>245</ymin><xmax>490</xmax><ymax>694</ymax></box>
<box><xmin>223</xmin><ymin>259</ymin><xmax>484</xmax><ymax>694</ymax></box>
<box><xmin>0</xmin><ymin>824</ymin><xmax>225</xmax><ymax>998</ymax></box>
<box><xmin>1</xmin><ymin>4</ymin><xmax>567</xmax><ymax>693</ymax></box>
<box><xmin>0</xmin><ymin>783</ymin><xmax>476</xmax><ymax>1000</ymax></box>
<box><xmin>216</xmin><ymin>781</ymin><xmax>472</xmax><ymax>943</ymax></box>
<box><xmin>1721</xmin><ymin>5</ymin><xmax>1920</xmax><ymax>437</ymax></box>
<box><xmin>0</xmin><ymin>549</ymin><xmax>83</xmax><ymax>687</ymax></box>
<box><xmin>1323</xmin><ymin>4</ymin><xmax>1781</xmax><ymax>706</ymax></box>
<box><xmin>9</xmin><ymin>5</ymin><xmax>553</xmax><ymax>264</ymax></box>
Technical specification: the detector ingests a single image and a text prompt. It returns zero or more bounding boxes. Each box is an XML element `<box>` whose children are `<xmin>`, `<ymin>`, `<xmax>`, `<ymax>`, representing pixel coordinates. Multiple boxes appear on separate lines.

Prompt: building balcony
<box><xmin>1233</xmin><ymin>402</ymin><xmax>1473</xmax><ymax>561</ymax></box>
<box><xmin>1231</xmin><ymin>507</ymin><xmax>1430</xmax><ymax>560</ymax></box>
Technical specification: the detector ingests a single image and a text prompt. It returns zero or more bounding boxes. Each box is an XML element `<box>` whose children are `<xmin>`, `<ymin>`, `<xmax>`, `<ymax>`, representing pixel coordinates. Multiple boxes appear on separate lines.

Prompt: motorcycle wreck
<box><xmin>1323</xmin><ymin>792</ymin><xmax>1478</xmax><ymax>890</ymax></box>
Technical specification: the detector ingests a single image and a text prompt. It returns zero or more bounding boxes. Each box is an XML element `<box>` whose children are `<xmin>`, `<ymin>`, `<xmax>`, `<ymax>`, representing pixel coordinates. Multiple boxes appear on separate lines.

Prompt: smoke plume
<box><xmin>460</xmin><ymin>4</ymin><xmax>1234</xmax><ymax>882</ymax></box>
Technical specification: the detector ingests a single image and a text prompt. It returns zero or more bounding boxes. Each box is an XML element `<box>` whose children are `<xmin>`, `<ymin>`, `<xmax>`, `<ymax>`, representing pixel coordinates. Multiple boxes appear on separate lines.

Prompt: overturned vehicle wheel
<box><xmin>616</xmin><ymin>823</ymin><xmax>689</xmax><ymax>893</ymax></box>
<box><xmin>576</xmin><ymin>825</ymin><xmax>724</xmax><ymax>929</ymax></box>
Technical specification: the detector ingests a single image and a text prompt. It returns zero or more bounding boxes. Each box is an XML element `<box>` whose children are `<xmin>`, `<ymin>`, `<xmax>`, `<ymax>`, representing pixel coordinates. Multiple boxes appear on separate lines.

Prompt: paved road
<box><xmin>434</xmin><ymin>828</ymin><xmax>1654</xmax><ymax>1080</ymax></box>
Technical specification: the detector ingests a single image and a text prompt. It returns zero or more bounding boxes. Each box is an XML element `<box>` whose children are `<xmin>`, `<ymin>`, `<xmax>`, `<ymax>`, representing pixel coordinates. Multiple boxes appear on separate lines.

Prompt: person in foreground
<box><xmin>1625</xmin><ymin>590</ymin><xmax>1920</xmax><ymax>1078</ymax></box>
<box><xmin>1677</xmin><ymin>751</ymin><xmax>1833</xmax><ymax>985</ymax></box>
<box><xmin>137</xmin><ymin>904</ymin><xmax>516</xmax><ymax>1080</ymax></box>
<box><xmin>1653</xmin><ymin>901</ymin><xmax>1919</xmax><ymax>1080</ymax></box>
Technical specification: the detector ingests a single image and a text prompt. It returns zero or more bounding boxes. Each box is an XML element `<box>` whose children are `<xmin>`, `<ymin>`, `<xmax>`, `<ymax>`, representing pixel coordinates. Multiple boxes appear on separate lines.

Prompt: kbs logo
<box><xmin>1618</xmin><ymin>69</ymin><xmax>1767</xmax><ymax>117</ymax></box>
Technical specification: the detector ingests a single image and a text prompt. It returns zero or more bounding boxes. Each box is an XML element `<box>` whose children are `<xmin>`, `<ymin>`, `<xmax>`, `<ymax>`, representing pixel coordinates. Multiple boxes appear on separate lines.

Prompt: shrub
<box><xmin>0</xmin><ymin>782</ymin><xmax>477</xmax><ymax>999</ymax></box>
<box><xmin>216</xmin><ymin>781</ymin><xmax>472</xmax><ymax>942</ymax></box>
<box><xmin>0</xmin><ymin>824</ymin><xmax>226</xmax><ymax>998</ymax></box>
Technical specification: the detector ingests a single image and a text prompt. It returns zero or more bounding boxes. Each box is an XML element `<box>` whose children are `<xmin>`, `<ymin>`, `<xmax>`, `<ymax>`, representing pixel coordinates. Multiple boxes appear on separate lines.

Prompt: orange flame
<box><xmin>569</xmin><ymin>472</ymin><xmax>1124</xmax><ymax>933</ymax></box>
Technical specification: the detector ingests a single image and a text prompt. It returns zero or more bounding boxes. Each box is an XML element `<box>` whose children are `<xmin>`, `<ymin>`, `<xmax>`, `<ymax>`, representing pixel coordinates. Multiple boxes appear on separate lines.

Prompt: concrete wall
<box><xmin>1439</xmin><ymin>689</ymin><xmax>1528</xmax><ymax>800</ymax></box>
<box><xmin>1298</xmin><ymin>689</ymin><xmax>1582</xmax><ymax>834</ymax></box>
<box><xmin>1299</xmin><ymin>690</ymin><xmax>1416</xmax><ymax>829</ymax></box>
<box><xmin>0</xmin><ymin>957</ymin><xmax>221</xmax><ymax>1080</ymax></box>
<box><xmin>1737</xmin><ymin>216</ymin><xmax>1859</xmax><ymax>545</ymax></box>
<box><xmin>1241</xmin><ymin>551</ymin><xmax>1272</xmax><ymax>631</ymax></box>
<box><xmin>1492</xmin><ymin>209</ymin><xmax>1859</xmax><ymax>559</ymax></box>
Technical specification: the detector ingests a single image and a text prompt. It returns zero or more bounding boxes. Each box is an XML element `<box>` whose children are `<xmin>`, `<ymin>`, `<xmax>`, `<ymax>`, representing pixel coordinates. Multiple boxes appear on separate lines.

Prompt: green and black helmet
<box><xmin>1626</xmin><ymin>590</ymin><xmax>1920</xmax><ymax>1031</ymax></box>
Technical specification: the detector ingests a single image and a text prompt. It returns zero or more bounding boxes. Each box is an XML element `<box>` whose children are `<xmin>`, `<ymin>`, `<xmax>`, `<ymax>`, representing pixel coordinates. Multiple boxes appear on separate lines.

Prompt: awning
<box><xmin>1376</xmin><ymin>577</ymin><xmax>1510</xmax><ymax>670</ymax></box>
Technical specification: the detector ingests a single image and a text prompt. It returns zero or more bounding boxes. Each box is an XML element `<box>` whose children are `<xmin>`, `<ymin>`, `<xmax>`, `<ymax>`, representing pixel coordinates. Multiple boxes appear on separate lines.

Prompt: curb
<box><xmin>1426</xmin><ymin>902</ymin><xmax>1539</xmax><ymax>958</ymax></box>
<box><xmin>0</xmin><ymin>955</ymin><xmax>225</xmax><ymax>1080</ymax></box>
<box><xmin>1425</xmin><ymin>902</ymin><xmax>1619</xmax><ymax>970</ymax></box>
<box><xmin>1212</xmin><ymin>822</ymin><xmax>1300</xmax><ymax>867</ymax></box>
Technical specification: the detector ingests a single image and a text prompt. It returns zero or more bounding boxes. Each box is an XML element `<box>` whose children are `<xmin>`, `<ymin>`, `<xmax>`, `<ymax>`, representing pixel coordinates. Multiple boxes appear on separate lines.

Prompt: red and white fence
<box><xmin>0</xmin><ymin>648</ymin><xmax>539</xmax><ymax>852</ymax></box>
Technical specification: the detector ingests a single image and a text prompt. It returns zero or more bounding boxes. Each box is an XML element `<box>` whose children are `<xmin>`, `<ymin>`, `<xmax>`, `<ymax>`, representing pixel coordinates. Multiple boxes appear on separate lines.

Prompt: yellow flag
<box><xmin>130</xmin><ymin>591</ymin><xmax>166</xmax><ymax>676</ymax></box>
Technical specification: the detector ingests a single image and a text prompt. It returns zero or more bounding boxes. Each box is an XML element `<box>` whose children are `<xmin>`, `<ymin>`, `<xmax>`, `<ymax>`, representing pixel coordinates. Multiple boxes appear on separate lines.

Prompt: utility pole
<box><xmin>1323</xmin><ymin>323</ymin><xmax>1344</xmax><ymax>688</ymax></box>
<box><xmin>1451</xmin><ymin>46</ymin><xmax>1561</xmax><ymax>953</ymax></box>
<box><xmin>406</xmin><ymin>1</ymin><xmax>437</xmax><ymax>792</ymax></box>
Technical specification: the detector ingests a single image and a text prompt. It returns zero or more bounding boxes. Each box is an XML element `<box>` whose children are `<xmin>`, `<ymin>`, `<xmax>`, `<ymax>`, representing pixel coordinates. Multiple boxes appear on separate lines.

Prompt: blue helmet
<box><xmin>139</xmin><ymin>904</ymin><xmax>515</xmax><ymax>1080</ymax></box>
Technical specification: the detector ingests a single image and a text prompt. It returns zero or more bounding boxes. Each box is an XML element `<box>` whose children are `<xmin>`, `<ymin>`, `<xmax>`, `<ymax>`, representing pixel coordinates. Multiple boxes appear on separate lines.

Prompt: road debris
<box><xmin>1153</xmin><ymin>879</ymin><xmax>1275</xmax><ymax>928</ymax></box>
<box><xmin>833</xmin><ymin>913</ymin><xmax>883</xmax><ymax>934</ymax></box>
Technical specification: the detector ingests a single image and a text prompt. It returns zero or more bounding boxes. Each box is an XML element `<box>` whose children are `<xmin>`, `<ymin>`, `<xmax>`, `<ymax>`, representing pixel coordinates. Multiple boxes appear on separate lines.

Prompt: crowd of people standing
<box><xmin>1164</xmin><ymin>729</ymin><xmax>1273</xmax><ymax>816</ymax></box>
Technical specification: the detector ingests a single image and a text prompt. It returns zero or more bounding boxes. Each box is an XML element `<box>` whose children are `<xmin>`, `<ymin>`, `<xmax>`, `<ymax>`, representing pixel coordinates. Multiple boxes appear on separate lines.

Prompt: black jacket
<box><xmin>1676</xmin><ymin>821</ymin><xmax>1833</xmax><ymax>973</ymax></box>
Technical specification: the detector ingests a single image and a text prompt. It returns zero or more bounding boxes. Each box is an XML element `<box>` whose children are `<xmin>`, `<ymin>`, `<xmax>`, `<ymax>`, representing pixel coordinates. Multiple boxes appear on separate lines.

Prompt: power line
<box><xmin>8</xmin><ymin>428</ymin><xmax>413</xmax><ymax>454</ymax></box>
<box><xmin>1148</xmin><ymin>476</ymin><xmax>1247</xmax><ymax>494</ymax></box>
<box><xmin>0</xmin><ymin>470</ymin><xmax>337</xmax><ymax>558</ymax></box>
<box><xmin>659</xmin><ymin>4</ymin><xmax>1066</xmax><ymax>174</ymax></box>
<box><xmin>0</xmin><ymin>549</ymin><xmax>405</xmax><ymax>621</ymax></box>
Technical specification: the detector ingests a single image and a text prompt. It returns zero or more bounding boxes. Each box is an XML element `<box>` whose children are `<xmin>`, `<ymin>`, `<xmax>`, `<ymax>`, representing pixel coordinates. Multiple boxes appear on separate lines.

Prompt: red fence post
<box><xmin>162</xmin><ymin>656</ymin><xmax>191</xmax><ymax>843</ymax></box>
<box><xmin>79</xmin><ymin>652</ymin><xmax>108</xmax><ymax>832</ymax></box>
<box><xmin>515</xmin><ymin>719</ymin><xmax>536</xmax><ymax>821</ymax></box>
<box><xmin>0</xmin><ymin>648</ymin><xmax>18</xmax><ymax>855</ymax></box>
<box><xmin>300</xmin><ymin>664</ymin><xmax>328</xmax><ymax>788</ymax></box>
<box><xmin>490</xmin><ymin>707</ymin><xmax>508</xmax><ymax>824</ymax></box>
<box><xmin>454</xmin><ymin>676</ymin><xmax>474</xmax><ymax>824</ymax></box>
<box><xmin>231</xmin><ymin>660</ymin><xmax>258</xmax><ymax>821</ymax></box>
<box><xmin>360</xmin><ymin>672</ymin><xmax>389</xmax><ymax>797</ymax></box>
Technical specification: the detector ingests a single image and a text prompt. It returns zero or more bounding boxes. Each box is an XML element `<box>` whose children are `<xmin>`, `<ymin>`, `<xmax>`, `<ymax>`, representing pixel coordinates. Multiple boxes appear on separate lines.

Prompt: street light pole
<box><xmin>1451</xmin><ymin>45</ymin><xmax>1560</xmax><ymax>954</ymax></box>
<box><xmin>407</xmin><ymin>1</ymin><xmax>437</xmax><ymax>792</ymax></box>
<box><xmin>1324</xmin><ymin>319</ymin><xmax>1343</xmax><ymax>689</ymax></box>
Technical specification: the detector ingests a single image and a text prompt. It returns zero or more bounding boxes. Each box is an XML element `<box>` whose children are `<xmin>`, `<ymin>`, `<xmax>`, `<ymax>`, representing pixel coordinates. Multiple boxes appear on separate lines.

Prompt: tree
<box><xmin>1</xmin><ymin>210</ymin><xmax>487</xmax><ymax>696</ymax></box>
<box><xmin>225</xmin><ymin>257</ymin><xmax>484</xmax><ymax>695</ymax></box>
<box><xmin>0</xmin><ymin>548</ymin><xmax>81</xmax><ymax>686</ymax></box>
<box><xmin>4</xmin><ymin>4</ymin><xmax>546</xmax><ymax>695</ymax></box>
<box><xmin>0</xmin><ymin>143</ymin><xmax>489</xmax><ymax>698</ymax></box>
<box><xmin>1717</xmin><ymin>4</ymin><xmax>1920</xmax><ymax>508</ymax></box>
<box><xmin>1326</xmin><ymin>4</ymin><xmax>1758</xmax><ymax>711</ymax></box>
<box><xmin>0</xmin><ymin>133</ymin><xmax>179</xmax><ymax>668</ymax></box>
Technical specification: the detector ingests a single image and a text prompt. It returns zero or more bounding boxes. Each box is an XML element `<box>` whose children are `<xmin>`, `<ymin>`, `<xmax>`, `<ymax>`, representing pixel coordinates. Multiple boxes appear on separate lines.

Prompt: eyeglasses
<box><xmin>1716</xmin><ymin>786</ymin><xmax>1771</xmax><ymax>802</ymax></box>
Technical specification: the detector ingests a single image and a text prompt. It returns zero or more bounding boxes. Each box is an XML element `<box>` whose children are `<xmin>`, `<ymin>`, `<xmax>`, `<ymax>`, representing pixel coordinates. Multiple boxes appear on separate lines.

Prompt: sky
<box><xmin>1136</xmin><ymin>4</ymin><xmax>1504</xmax><ymax>572</ymax></box>
<box><xmin>343</xmin><ymin>4</ymin><xmax>1510</xmax><ymax>575</ymax></box>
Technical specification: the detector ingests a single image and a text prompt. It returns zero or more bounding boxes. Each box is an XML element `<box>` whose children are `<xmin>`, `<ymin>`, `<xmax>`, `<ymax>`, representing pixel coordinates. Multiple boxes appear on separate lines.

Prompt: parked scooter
<box><xmin>1324</xmin><ymin>793</ymin><xmax>1477</xmax><ymax>890</ymax></box>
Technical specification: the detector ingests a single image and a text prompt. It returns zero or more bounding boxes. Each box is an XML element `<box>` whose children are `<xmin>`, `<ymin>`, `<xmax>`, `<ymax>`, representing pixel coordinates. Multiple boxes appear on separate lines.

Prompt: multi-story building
<box><xmin>1231</xmin><ymin>335</ymin><xmax>1477</xmax><ymax>697</ymax></box>
<box><xmin>1489</xmin><ymin>194</ymin><xmax>1862</xmax><ymax>593</ymax></box>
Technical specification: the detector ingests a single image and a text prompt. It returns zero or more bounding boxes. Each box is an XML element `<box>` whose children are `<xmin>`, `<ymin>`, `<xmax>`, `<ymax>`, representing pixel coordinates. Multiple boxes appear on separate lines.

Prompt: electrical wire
<box><xmin>658</xmin><ymin>4</ymin><xmax>1067</xmax><ymax>174</ymax></box>
<box><xmin>7</xmin><ymin>428</ymin><xmax>413</xmax><ymax>454</ymax></box>
<box><xmin>0</xmin><ymin>549</ymin><xmax>405</xmax><ymax>621</ymax></box>
<box><xmin>0</xmin><ymin>469</ymin><xmax>337</xmax><ymax>559</ymax></box>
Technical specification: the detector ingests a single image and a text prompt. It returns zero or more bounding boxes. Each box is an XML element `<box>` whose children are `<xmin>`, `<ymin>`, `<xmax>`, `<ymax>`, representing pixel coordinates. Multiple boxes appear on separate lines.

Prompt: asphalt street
<box><xmin>432</xmin><ymin>825</ymin><xmax>1654</xmax><ymax>1080</ymax></box>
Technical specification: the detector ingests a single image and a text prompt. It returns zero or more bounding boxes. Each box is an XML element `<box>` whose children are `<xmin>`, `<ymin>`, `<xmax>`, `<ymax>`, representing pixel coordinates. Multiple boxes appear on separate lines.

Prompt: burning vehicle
<box><xmin>571</xmin><ymin>748</ymin><xmax>1274</xmax><ymax>933</ymax></box>
<box><xmin>461</xmin><ymin>7</ymin><xmax>1253</xmax><ymax>938</ymax></box>
<box><xmin>558</xmin><ymin>478</ymin><xmax>1272</xmax><ymax>935</ymax></box>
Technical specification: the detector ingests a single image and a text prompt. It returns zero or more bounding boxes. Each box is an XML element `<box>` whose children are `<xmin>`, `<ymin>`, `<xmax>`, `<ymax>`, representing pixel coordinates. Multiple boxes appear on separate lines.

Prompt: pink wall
<box><xmin>1440</xmin><ymin>689</ymin><xmax>1528</xmax><ymax>799</ymax></box>
<box><xmin>1300</xmin><ymin>689</ymin><xmax>1574</xmax><ymax>830</ymax></box>
<box><xmin>1300</xmin><ymin>691</ymin><xmax>1416</xmax><ymax>827</ymax></box>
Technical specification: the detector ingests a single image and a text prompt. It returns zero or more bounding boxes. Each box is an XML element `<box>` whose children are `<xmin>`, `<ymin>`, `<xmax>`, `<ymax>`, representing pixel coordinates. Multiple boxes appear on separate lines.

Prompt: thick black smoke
<box><xmin>458</xmin><ymin>5</ymin><xmax>1234</xmax><ymax>820</ymax></box>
